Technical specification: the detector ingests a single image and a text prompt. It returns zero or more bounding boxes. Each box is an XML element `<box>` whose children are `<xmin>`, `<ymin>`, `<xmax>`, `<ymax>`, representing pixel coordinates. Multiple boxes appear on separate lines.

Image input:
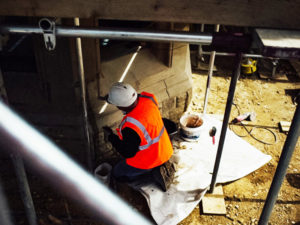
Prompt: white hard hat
<box><xmin>107</xmin><ymin>82</ymin><xmax>137</xmax><ymax>107</ymax></box>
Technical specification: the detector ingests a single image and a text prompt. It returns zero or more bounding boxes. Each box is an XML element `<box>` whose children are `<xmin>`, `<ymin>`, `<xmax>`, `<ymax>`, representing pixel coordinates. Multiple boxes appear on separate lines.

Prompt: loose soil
<box><xmin>184</xmin><ymin>115</ymin><xmax>204</xmax><ymax>128</ymax></box>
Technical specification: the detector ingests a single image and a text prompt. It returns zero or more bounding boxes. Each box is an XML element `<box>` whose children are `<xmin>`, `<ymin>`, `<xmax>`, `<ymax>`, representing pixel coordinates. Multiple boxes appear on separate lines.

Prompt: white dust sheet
<box><xmin>136</xmin><ymin>115</ymin><xmax>271</xmax><ymax>225</ymax></box>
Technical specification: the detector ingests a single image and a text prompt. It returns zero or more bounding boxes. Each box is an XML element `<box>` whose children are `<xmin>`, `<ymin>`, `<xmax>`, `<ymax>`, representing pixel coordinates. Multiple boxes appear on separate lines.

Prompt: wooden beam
<box><xmin>1</xmin><ymin>0</ymin><xmax>300</xmax><ymax>29</ymax></box>
<box><xmin>151</xmin><ymin>22</ymin><xmax>174</xmax><ymax>67</ymax></box>
<box><xmin>80</xmin><ymin>17</ymin><xmax>102</xmax><ymax>83</ymax></box>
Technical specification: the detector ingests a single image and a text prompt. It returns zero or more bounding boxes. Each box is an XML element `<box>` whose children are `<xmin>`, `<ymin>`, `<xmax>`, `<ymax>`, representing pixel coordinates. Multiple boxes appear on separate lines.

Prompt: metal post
<box><xmin>209</xmin><ymin>52</ymin><xmax>242</xmax><ymax>193</ymax></box>
<box><xmin>11</xmin><ymin>153</ymin><xmax>37</xmax><ymax>225</ymax></box>
<box><xmin>0</xmin><ymin>101</ymin><xmax>153</xmax><ymax>225</ymax></box>
<box><xmin>74</xmin><ymin>18</ymin><xmax>94</xmax><ymax>171</ymax></box>
<box><xmin>1</xmin><ymin>66</ymin><xmax>37</xmax><ymax>225</ymax></box>
<box><xmin>258</xmin><ymin>102</ymin><xmax>300</xmax><ymax>225</ymax></box>
<box><xmin>203</xmin><ymin>24</ymin><xmax>220</xmax><ymax>115</ymax></box>
<box><xmin>197</xmin><ymin>24</ymin><xmax>205</xmax><ymax>65</ymax></box>
<box><xmin>0</xmin><ymin>178</ymin><xmax>14</xmax><ymax>225</ymax></box>
<box><xmin>202</xmin><ymin>51</ymin><xmax>266</xmax><ymax>59</ymax></box>
<box><xmin>0</xmin><ymin>25</ymin><xmax>213</xmax><ymax>45</ymax></box>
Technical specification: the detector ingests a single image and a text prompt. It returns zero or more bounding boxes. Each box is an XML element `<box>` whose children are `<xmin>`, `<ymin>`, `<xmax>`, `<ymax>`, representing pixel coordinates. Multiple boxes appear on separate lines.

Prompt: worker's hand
<box><xmin>103</xmin><ymin>126</ymin><xmax>113</xmax><ymax>142</ymax></box>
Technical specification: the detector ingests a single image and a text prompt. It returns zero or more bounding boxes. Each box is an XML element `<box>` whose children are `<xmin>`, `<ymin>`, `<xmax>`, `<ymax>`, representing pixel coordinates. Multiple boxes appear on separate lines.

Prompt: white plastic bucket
<box><xmin>94</xmin><ymin>162</ymin><xmax>112</xmax><ymax>186</ymax></box>
<box><xmin>179</xmin><ymin>114</ymin><xmax>204</xmax><ymax>141</ymax></box>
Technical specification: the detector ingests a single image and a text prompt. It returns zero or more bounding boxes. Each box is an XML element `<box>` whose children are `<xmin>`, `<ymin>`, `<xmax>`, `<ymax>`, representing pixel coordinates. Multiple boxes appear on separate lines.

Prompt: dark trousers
<box><xmin>112</xmin><ymin>159</ymin><xmax>153</xmax><ymax>182</ymax></box>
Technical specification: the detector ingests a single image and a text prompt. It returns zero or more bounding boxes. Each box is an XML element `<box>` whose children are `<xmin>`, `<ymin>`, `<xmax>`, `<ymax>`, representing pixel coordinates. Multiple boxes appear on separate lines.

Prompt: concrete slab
<box><xmin>279</xmin><ymin>121</ymin><xmax>291</xmax><ymax>132</ymax></box>
<box><xmin>201</xmin><ymin>185</ymin><xmax>227</xmax><ymax>215</ymax></box>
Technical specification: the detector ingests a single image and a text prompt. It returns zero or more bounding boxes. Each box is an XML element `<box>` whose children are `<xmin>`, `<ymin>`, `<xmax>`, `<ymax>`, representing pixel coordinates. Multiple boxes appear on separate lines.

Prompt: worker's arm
<box><xmin>108</xmin><ymin>128</ymin><xmax>140</xmax><ymax>158</ymax></box>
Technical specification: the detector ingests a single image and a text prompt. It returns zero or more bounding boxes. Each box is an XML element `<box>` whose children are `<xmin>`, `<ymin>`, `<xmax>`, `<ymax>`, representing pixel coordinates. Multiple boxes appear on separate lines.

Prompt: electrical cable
<box><xmin>229</xmin><ymin>103</ymin><xmax>277</xmax><ymax>145</ymax></box>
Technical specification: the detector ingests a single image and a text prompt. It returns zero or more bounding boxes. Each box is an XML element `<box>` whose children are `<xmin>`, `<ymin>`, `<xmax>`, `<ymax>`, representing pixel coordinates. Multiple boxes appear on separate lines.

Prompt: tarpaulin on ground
<box><xmin>136</xmin><ymin>115</ymin><xmax>271</xmax><ymax>225</ymax></box>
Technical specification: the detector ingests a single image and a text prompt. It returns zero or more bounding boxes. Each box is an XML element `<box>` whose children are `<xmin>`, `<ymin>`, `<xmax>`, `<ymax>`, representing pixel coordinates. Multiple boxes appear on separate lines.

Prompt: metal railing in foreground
<box><xmin>0</xmin><ymin>101</ymin><xmax>153</xmax><ymax>225</ymax></box>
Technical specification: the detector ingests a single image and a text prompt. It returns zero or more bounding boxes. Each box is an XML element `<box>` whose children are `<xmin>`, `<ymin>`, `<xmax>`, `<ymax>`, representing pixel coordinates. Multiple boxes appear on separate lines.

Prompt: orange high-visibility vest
<box><xmin>116</xmin><ymin>92</ymin><xmax>173</xmax><ymax>169</ymax></box>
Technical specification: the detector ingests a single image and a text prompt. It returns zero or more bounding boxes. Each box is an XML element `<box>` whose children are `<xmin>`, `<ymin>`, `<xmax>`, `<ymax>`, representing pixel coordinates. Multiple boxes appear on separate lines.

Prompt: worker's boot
<box><xmin>152</xmin><ymin>161</ymin><xmax>175</xmax><ymax>192</ymax></box>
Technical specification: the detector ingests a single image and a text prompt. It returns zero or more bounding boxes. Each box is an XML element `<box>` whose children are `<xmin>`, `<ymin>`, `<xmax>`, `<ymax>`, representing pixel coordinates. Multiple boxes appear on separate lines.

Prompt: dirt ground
<box><xmin>177</xmin><ymin>61</ymin><xmax>300</xmax><ymax>225</ymax></box>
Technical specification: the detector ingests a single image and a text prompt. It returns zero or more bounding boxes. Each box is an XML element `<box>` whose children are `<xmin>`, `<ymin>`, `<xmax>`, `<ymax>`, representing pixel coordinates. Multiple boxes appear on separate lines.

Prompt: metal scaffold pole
<box><xmin>209</xmin><ymin>52</ymin><xmax>242</xmax><ymax>193</ymax></box>
<box><xmin>0</xmin><ymin>25</ymin><xmax>213</xmax><ymax>45</ymax></box>
<box><xmin>74</xmin><ymin>18</ymin><xmax>94</xmax><ymax>171</ymax></box>
<box><xmin>0</xmin><ymin>178</ymin><xmax>14</xmax><ymax>225</ymax></box>
<box><xmin>258</xmin><ymin>101</ymin><xmax>300</xmax><ymax>225</ymax></box>
<box><xmin>203</xmin><ymin>24</ymin><xmax>220</xmax><ymax>115</ymax></box>
<box><xmin>0</xmin><ymin>101</ymin><xmax>153</xmax><ymax>225</ymax></box>
<box><xmin>11</xmin><ymin>154</ymin><xmax>37</xmax><ymax>225</ymax></box>
<box><xmin>1</xmin><ymin>67</ymin><xmax>37</xmax><ymax>225</ymax></box>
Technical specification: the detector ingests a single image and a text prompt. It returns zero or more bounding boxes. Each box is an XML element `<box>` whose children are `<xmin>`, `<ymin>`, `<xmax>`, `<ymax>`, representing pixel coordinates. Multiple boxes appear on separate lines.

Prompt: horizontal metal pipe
<box><xmin>0</xmin><ymin>101</ymin><xmax>153</xmax><ymax>225</ymax></box>
<box><xmin>202</xmin><ymin>51</ymin><xmax>273</xmax><ymax>59</ymax></box>
<box><xmin>0</xmin><ymin>25</ymin><xmax>213</xmax><ymax>45</ymax></box>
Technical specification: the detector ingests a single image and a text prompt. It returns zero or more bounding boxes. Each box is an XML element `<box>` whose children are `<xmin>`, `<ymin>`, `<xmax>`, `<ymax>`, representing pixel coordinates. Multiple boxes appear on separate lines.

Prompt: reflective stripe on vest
<box><xmin>119</xmin><ymin>94</ymin><xmax>162</xmax><ymax>150</ymax></box>
<box><xmin>119</xmin><ymin>116</ymin><xmax>165</xmax><ymax>150</ymax></box>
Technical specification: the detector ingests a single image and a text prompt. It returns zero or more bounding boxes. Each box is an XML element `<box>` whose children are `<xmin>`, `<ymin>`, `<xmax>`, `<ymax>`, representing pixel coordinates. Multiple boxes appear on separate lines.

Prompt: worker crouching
<box><xmin>101</xmin><ymin>82</ymin><xmax>175</xmax><ymax>192</ymax></box>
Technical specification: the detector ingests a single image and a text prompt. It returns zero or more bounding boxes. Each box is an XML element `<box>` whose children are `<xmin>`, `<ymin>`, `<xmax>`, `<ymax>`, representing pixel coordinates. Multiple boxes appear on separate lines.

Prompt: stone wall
<box><xmin>87</xmin><ymin>43</ymin><xmax>192</xmax><ymax>159</ymax></box>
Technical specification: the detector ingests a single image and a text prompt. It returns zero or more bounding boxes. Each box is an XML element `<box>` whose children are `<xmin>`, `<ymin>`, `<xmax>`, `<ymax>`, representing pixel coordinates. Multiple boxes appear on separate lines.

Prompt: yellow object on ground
<box><xmin>241</xmin><ymin>58</ymin><xmax>257</xmax><ymax>74</ymax></box>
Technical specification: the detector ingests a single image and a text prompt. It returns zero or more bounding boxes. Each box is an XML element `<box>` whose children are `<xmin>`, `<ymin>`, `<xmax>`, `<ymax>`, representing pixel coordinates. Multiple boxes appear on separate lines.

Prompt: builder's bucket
<box><xmin>180</xmin><ymin>114</ymin><xmax>204</xmax><ymax>141</ymax></box>
<box><xmin>94</xmin><ymin>162</ymin><xmax>112</xmax><ymax>186</ymax></box>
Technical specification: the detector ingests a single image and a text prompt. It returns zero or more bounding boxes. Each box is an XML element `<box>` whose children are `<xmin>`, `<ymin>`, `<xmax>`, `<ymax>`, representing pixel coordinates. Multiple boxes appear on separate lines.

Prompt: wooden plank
<box><xmin>1</xmin><ymin>0</ymin><xmax>300</xmax><ymax>29</ymax></box>
<box><xmin>151</xmin><ymin>23</ymin><xmax>173</xmax><ymax>67</ymax></box>
<box><xmin>201</xmin><ymin>185</ymin><xmax>227</xmax><ymax>215</ymax></box>
<box><xmin>258</xmin><ymin>72</ymin><xmax>289</xmax><ymax>81</ymax></box>
<box><xmin>80</xmin><ymin>17</ymin><xmax>102</xmax><ymax>83</ymax></box>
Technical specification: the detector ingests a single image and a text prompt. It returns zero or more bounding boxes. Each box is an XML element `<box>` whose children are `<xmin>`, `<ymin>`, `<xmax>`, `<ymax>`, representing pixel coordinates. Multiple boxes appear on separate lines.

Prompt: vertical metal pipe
<box><xmin>197</xmin><ymin>24</ymin><xmax>205</xmax><ymax>66</ymax></box>
<box><xmin>11</xmin><ymin>153</ymin><xmax>37</xmax><ymax>225</ymax></box>
<box><xmin>0</xmin><ymin>178</ymin><xmax>14</xmax><ymax>225</ymax></box>
<box><xmin>1</xmin><ymin>66</ymin><xmax>36</xmax><ymax>225</ymax></box>
<box><xmin>203</xmin><ymin>24</ymin><xmax>220</xmax><ymax>115</ymax></box>
<box><xmin>74</xmin><ymin>18</ymin><xmax>93</xmax><ymax>171</ymax></box>
<box><xmin>258</xmin><ymin>103</ymin><xmax>300</xmax><ymax>225</ymax></box>
<box><xmin>209</xmin><ymin>52</ymin><xmax>242</xmax><ymax>193</ymax></box>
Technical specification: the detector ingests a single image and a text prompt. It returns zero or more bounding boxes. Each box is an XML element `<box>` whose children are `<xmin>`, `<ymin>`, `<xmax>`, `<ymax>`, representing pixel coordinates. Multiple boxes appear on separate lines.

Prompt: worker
<box><xmin>101</xmin><ymin>82</ymin><xmax>175</xmax><ymax>192</ymax></box>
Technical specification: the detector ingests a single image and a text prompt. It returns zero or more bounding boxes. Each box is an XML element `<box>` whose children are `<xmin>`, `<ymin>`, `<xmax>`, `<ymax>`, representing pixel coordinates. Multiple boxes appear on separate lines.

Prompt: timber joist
<box><xmin>0</xmin><ymin>0</ymin><xmax>300</xmax><ymax>29</ymax></box>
